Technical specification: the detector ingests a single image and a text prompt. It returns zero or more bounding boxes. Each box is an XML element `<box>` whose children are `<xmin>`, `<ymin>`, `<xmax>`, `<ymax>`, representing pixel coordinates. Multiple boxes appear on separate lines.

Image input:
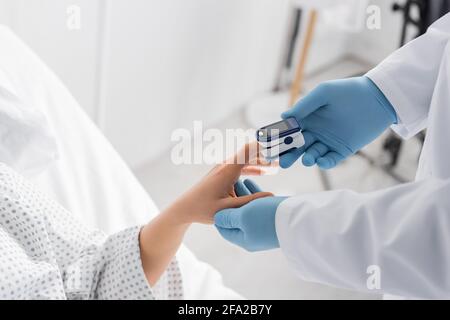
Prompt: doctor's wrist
<box><xmin>364</xmin><ymin>76</ymin><xmax>398</xmax><ymax>125</ymax></box>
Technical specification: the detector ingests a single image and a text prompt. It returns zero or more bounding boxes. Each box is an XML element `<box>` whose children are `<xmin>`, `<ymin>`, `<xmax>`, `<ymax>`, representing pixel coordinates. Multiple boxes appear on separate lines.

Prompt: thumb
<box><xmin>279</xmin><ymin>131</ymin><xmax>315</xmax><ymax>169</ymax></box>
<box><xmin>214</xmin><ymin>208</ymin><xmax>241</xmax><ymax>228</ymax></box>
<box><xmin>216</xmin><ymin>226</ymin><xmax>245</xmax><ymax>245</ymax></box>
<box><xmin>281</xmin><ymin>85</ymin><xmax>328</xmax><ymax>120</ymax></box>
<box><xmin>222</xmin><ymin>191</ymin><xmax>273</xmax><ymax>209</ymax></box>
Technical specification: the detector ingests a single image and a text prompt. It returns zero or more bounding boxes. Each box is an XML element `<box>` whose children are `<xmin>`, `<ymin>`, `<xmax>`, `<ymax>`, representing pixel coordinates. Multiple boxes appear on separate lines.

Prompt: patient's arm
<box><xmin>139</xmin><ymin>143</ymin><xmax>274</xmax><ymax>285</ymax></box>
<box><xmin>0</xmin><ymin>163</ymin><xmax>167</xmax><ymax>299</ymax></box>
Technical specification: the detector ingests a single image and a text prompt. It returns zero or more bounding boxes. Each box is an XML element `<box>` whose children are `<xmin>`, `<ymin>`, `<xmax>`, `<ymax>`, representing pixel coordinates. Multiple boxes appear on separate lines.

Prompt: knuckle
<box><xmin>316</xmin><ymin>81</ymin><xmax>336</xmax><ymax>97</ymax></box>
<box><xmin>317</xmin><ymin>81</ymin><xmax>331</xmax><ymax>93</ymax></box>
<box><xmin>239</xmin><ymin>211</ymin><xmax>250</xmax><ymax>226</ymax></box>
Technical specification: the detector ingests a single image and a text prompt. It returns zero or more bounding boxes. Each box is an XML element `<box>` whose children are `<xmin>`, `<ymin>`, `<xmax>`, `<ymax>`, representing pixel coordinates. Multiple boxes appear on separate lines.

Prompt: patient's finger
<box><xmin>231</xmin><ymin>141</ymin><xmax>276</xmax><ymax>166</ymax></box>
<box><xmin>243</xmin><ymin>179</ymin><xmax>263</xmax><ymax>193</ymax></box>
<box><xmin>221</xmin><ymin>145</ymin><xmax>273</xmax><ymax>180</ymax></box>
<box><xmin>222</xmin><ymin>191</ymin><xmax>273</xmax><ymax>208</ymax></box>
<box><xmin>302</xmin><ymin>142</ymin><xmax>329</xmax><ymax>167</ymax></box>
<box><xmin>279</xmin><ymin>131</ymin><xmax>315</xmax><ymax>169</ymax></box>
<box><xmin>214</xmin><ymin>208</ymin><xmax>241</xmax><ymax>228</ymax></box>
<box><xmin>227</xmin><ymin>141</ymin><xmax>259</xmax><ymax>166</ymax></box>
<box><xmin>241</xmin><ymin>166</ymin><xmax>266</xmax><ymax>176</ymax></box>
<box><xmin>279</xmin><ymin>148</ymin><xmax>303</xmax><ymax>169</ymax></box>
<box><xmin>248</xmin><ymin>152</ymin><xmax>277</xmax><ymax>166</ymax></box>
<box><xmin>251</xmin><ymin>158</ymin><xmax>279</xmax><ymax>167</ymax></box>
<box><xmin>234</xmin><ymin>180</ymin><xmax>251</xmax><ymax>197</ymax></box>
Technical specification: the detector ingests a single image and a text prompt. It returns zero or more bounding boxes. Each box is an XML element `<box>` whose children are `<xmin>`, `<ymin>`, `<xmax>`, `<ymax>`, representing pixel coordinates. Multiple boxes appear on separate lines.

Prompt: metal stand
<box><xmin>393</xmin><ymin>0</ymin><xmax>428</xmax><ymax>47</ymax></box>
<box><xmin>318</xmin><ymin>1</ymin><xmax>434</xmax><ymax>189</ymax></box>
<box><xmin>352</xmin><ymin>0</ymin><xmax>450</xmax><ymax>186</ymax></box>
<box><xmin>375</xmin><ymin>1</ymin><xmax>432</xmax><ymax>177</ymax></box>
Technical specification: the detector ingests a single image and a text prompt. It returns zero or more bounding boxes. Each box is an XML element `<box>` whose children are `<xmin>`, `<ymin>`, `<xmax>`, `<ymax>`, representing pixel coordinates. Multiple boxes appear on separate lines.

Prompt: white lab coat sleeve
<box><xmin>276</xmin><ymin>178</ymin><xmax>450</xmax><ymax>299</ymax></box>
<box><xmin>366</xmin><ymin>13</ymin><xmax>450</xmax><ymax>139</ymax></box>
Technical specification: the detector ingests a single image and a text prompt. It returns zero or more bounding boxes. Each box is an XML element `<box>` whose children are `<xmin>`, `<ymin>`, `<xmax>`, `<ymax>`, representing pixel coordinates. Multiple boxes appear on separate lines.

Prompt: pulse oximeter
<box><xmin>256</xmin><ymin>118</ymin><xmax>305</xmax><ymax>161</ymax></box>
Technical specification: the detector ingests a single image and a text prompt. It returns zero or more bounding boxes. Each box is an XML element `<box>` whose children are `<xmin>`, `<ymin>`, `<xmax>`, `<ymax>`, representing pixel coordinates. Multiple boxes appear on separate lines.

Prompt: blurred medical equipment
<box><xmin>300</xmin><ymin>0</ymin><xmax>450</xmax><ymax>186</ymax></box>
<box><xmin>393</xmin><ymin>0</ymin><xmax>450</xmax><ymax>46</ymax></box>
<box><xmin>244</xmin><ymin>5</ymin><xmax>312</xmax><ymax>129</ymax></box>
<box><xmin>380</xmin><ymin>0</ymin><xmax>450</xmax><ymax>172</ymax></box>
<box><xmin>257</xmin><ymin>118</ymin><xmax>304</xmax><ymax>161</ymax></box>
<box><xmin>0</xmin><ymin>25</ymin><xmax>241</xmax><ymax>299</ymax></box>
<box><xmin>244</xmin><ymin>0</ymin><xmax>371</xmax><ymax>189</ymax></box>
<box><xmin>245</xmin><ymin>0</ymin><xmax>358</xmax><ymax>128</ymax></box>
<box><xmin>245</xmin><ymin>0</ymin><xmax>370</xmax><ymax>131</ymax></box>
<box><xmin>288</xmin><ymin>9</ymin><xmax>317</xmax><ymax>106</ymax></box>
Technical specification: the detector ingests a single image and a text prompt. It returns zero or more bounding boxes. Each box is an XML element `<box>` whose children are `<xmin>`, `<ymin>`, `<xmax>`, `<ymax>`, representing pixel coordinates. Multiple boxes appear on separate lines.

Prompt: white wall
<box><xmin>349</xmin><ymin>0</ymin><xmax>404</xmax><ymax>65</ymax></box>
<box><xmin>0</xmin><ymin>0</ymin><xmax>402</xmax><ymax>167</ymax></box>
<box><xmin>0</xmin><ymin>0</ymin><xmax>103</xmax><ymax>119</ymax></box>
<box><xmin>0</xmin><ymin>0</ymin><xmax>295</xmax><ymax>166</ymax></box>
<box><xmin>100</xmin><ymin>0</ymin><xmax>292</xmax><ymax>166</ymax></box>
<box><xmin>296</xmin><ymin>0</ymin><xmax>359</xmax><ymax>75</ymax></box>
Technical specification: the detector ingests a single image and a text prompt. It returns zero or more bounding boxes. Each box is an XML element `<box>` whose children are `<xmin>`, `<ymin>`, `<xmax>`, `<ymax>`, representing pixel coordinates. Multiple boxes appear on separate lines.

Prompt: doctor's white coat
<box><xmin>276</xmin><ymin>14</ymin><xmax>450</xmax><ymax>299</ymax></box>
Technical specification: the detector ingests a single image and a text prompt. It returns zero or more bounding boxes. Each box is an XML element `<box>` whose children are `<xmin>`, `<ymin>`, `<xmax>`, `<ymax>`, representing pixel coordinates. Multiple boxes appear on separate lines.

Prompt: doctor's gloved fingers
<box><xmin>215</xmin><ymin>226</ymin><xmax>245</xmax><ymax>247</ymax></box>
<box><xmin>279</xmin><ymin>131</ymin><xmax>316</xmax><ymax>169</ymax></box>
<box><xmin>234</xmin><ymin>180</ymin><xmax>251</xmax><ymax>197</ymax></box>
<box><xmin>279</xmin><ymin>148</ymin><xmax>302</xmax><ymax>169</ymax></box>
<box><xmin>302</xmin><ymin>142</ymin><xmax>329</xmax><ymax>167</ymax></box>
<box><xmin>281</xmin><ymin>85</ymin><xmax>328</xmax><ymax>120</ymax></box>
<box><xmin>316</xmin><ymin>151</ymin><xmax>345</xmax><ymax>170</ymax></box>
<box><xmin>243</xmin><ymin>179</ymin><xmax>263</xmax><ymax>194</ymax></box>
<box><xmin>214</xmin><ymin>208</ymin><xmax>242</xmax><ymax>229</ymax></box>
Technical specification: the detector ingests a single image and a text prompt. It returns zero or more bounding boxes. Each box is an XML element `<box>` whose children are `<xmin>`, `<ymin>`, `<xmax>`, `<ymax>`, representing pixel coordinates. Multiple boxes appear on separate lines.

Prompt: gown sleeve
<box><xmin>0</xmin><ymin>163</ymin><xmax>183</xmax><ymax>299</ymax></box>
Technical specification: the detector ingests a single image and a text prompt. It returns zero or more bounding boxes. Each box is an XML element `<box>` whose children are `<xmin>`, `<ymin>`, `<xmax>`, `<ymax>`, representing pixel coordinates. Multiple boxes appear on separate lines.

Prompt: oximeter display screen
<box><xmin>266</xmin><ymin>120</ymin><xmax>289</xmax><ymax>132</ymax></box>
<box><xmin>257</xmin><ymin>118</ymin><xmax>300</xmax><ymax>142</ymax></box>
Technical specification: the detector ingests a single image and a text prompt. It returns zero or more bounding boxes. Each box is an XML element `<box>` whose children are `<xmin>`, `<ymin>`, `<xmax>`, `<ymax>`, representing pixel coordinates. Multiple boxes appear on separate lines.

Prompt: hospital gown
<box><xmin>0</xmin><ymin>163</ymin><xmax>183</xmax><ymax>300</ymax></box>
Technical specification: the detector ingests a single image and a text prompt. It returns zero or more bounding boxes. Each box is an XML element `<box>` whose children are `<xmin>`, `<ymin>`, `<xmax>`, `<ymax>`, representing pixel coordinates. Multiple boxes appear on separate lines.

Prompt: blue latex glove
<box><xmin>215</xmin><ymin>178</ymin><xmax>288</xmax><ymax>252</ymax></box>
<box><xmin>280</xmin><ymin>76</ymin><xmax>398</xmax><ymax>169</ymax></box>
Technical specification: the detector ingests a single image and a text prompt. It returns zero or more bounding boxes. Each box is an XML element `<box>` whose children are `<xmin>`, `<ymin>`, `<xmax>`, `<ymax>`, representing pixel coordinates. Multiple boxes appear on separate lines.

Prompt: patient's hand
<box><xmin>167</xmin><ymin>142</ymin><xmax>274</xmax><ymax>225</ymax></box>
<box><xmin>140</xmin><ymin>142</ymin><xmax>274</xmax><ymax>285</ymax></box>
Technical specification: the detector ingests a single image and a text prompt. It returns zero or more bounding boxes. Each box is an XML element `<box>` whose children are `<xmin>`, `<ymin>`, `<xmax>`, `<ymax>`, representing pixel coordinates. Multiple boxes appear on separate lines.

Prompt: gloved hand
<box><xmin>280</xmin><ymin>76</ymin><xmax>398</xmax><ymax>169</ymax></box>
<box><xmin>214</xmin><ymin>178</ymin><xmax>288</xmax><ymax>252</ymax></box>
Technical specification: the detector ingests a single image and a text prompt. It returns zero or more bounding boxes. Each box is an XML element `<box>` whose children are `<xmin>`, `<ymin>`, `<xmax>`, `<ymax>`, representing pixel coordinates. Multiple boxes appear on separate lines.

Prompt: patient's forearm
<box><xmin>139</xmin><ymin>204</ymin><xmax>190</xmax><ymax>286</ymax></box>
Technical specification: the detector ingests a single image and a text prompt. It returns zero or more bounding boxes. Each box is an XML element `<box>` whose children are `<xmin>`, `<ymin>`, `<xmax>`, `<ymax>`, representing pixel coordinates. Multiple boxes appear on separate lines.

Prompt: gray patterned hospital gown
<box><xmin>0</xmin><ymin>163</ymin><xmax>183</xmax><ymax>299</ymax></box>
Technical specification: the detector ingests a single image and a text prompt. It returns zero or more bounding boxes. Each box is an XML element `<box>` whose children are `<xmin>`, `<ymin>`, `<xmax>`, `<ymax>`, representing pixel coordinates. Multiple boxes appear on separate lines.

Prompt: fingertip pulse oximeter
<box><xmin>256</xmin><ymin>118</ymin><xmax>305</xmax><ymax>161</ymax></box>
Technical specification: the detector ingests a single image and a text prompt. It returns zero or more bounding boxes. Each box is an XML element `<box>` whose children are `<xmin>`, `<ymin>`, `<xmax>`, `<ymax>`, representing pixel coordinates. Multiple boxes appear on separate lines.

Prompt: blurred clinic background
<box><xmin>0</xmin><ymin>0</ymin><xmax>445</xmax><ymax>299</ymax></box>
